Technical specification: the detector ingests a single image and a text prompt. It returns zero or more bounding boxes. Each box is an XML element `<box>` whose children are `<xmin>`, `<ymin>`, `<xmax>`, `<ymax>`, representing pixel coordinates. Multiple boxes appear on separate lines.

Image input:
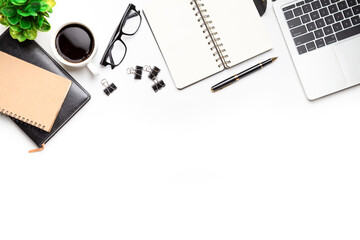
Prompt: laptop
<box><xmin>274</xmin><ymin>0</ymin><xmax>360</xmax><ymax>100</ymax></box>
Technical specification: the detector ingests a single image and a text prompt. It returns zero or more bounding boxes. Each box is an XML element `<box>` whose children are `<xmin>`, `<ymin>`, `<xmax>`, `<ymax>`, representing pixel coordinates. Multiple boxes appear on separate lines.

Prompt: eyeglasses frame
<box><xmin>100</xmin><ymin>4</ymin><xmax>142</xmax><ymax>69</ymax></box>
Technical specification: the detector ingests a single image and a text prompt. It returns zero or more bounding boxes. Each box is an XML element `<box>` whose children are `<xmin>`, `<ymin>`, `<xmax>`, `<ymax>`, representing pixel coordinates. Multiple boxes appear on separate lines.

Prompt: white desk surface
<box><xmin>1</xmin><ymin>0</ymin><xmax>359</xmax><ymax>239</ymax></box>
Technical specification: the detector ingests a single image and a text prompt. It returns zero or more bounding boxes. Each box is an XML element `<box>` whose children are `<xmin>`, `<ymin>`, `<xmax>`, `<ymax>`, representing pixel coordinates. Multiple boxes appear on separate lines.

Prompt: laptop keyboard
<box><xmin>283</xmin><ymin>0</ymin><xmax>360</xmax><ymax>55</ymax></box>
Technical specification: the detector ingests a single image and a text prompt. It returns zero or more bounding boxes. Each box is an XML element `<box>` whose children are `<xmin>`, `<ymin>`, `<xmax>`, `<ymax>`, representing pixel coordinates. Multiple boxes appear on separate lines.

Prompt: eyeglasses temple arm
<box><xmin>128</xmin><ymin>12</ymin><xmax>138</xmax><ymax>19</ymax></box>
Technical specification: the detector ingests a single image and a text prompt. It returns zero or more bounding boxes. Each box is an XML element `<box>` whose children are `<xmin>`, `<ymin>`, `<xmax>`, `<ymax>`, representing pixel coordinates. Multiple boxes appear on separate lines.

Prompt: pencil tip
<box><xmin>272</xmin><ymin>57</ymin><xmax>278</xmax><ymax>62</ymax></box>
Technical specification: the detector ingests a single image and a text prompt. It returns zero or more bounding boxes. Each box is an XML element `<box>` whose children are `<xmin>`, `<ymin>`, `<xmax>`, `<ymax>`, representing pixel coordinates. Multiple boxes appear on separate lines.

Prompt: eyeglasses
<box><xmin>100</xmin><ymin>4</ymin><xmax>142</xmax><ymax>69</ymax></box>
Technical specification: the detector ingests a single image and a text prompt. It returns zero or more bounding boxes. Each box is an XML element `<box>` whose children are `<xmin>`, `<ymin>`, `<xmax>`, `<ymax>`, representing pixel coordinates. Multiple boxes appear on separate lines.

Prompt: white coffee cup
<box><xmin>51</xmin><ymin>22</ymin><xmax>99</xmax><ymax>75</ymax></box>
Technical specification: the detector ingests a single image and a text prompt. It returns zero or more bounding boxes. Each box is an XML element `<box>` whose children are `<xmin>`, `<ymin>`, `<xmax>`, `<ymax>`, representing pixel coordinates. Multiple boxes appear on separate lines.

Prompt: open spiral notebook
<box><xmin>144</xmin><ymin>0</ymin><xmax>273</xmax><ymax>89</ymax></box>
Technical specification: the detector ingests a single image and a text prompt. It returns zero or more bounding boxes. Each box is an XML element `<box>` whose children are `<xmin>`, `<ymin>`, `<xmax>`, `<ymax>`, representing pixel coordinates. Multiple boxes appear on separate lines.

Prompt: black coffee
<box><xmin>55</xmin><ymin>24</ymin><xmax>95</xmax><ymax>63</ymax></box>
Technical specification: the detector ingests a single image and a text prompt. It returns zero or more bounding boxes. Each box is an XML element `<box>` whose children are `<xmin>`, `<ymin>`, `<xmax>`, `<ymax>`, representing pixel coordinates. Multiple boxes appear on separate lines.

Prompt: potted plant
<box><xmin>0</xmin><ymin>0</ymin><xmax>56</xmax><ymax>42</ymax></box>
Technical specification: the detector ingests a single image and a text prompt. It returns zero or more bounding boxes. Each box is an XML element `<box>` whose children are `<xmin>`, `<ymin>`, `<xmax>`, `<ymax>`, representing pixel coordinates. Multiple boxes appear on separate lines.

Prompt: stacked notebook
<box><xmin>144</xmin><ymin>0</ymin><xmax>273</xmax><ymax>89</ymax></box>
<box><xmin>0</xmin><ymin>51</ymin><xmax>71</xmax><ymax>132</ymax></box>
<box><xmin>0</xmin><ymin>29</ymin><xmax>90</xmax><ymax>150</ymax></box>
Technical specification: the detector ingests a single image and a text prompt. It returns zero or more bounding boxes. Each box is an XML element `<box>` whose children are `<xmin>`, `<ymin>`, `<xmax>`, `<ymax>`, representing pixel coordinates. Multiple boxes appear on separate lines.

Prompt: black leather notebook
<box><xmin>0</xmin><ymin>29</ymin><xmax>91</xmax><ymax>149</ymax></box>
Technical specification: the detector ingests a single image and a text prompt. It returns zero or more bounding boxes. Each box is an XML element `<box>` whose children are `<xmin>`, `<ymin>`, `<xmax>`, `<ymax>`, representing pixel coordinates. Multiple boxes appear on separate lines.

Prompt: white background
<box><xmin>1</xmin><ymin>0</ymin><xmax>360</xmax><ymax>239</ymax></box>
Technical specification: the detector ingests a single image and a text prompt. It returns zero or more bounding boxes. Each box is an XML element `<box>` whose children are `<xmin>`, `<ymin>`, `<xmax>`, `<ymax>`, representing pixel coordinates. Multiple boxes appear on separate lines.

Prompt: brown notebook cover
<box><xmin>0</xmin><ymin>29</ymin><xmax>91</xmax><ymax>149</ymax></box>
<box><xmin>0</xmin><ymin>51</ymin><xmax>72</xmax><ymax>132</ymax></box>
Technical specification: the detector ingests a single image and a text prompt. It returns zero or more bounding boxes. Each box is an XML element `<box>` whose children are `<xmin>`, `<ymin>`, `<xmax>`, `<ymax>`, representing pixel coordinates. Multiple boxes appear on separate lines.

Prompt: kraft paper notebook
<box><xmin>144</xmin><ymin>0</ymin><xmax>273</xmax><ymax>89</ymax></box>
<box><xmin>0</xmin><ymin>29</ymin><xmax>91</xmax><ymax>150</ymax></box>
<box><xmin>0</xmin><ymin>51</ymin><xmax>71</xmax><ymax>132</ymax></box>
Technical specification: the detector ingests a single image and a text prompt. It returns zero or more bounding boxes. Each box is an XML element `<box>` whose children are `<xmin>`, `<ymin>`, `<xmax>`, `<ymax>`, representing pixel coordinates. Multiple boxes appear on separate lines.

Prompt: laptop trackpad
<box><xmin>333</xmin><ymin>37</ymin><xmax>360</xmax><ymax>86</ymax></box>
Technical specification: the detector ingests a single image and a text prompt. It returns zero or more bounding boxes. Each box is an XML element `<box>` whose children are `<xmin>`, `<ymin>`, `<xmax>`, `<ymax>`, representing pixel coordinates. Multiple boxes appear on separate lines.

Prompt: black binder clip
<box><xmin>152</xmin><ymin>79</ymin><xmax>166</xmax><ymax>92</ymax></box>
<box><xmin>101</xmin><ymin>79</ymin><xmax>117</xmax><ymax>96</ymax></box>
<box><xmin>145</xmin><ymin>65</ymin><xmax>161</xmax><ymax>81</ymax></box>
<box><xmin>145</xmin><ymin>65</ymin><xmax>166</xmax><ymax>92</ymax></box>
<box><xmin>127</xmin><ymin>65</ymin><xmax>143</xmax><ymax>80</ymax></box>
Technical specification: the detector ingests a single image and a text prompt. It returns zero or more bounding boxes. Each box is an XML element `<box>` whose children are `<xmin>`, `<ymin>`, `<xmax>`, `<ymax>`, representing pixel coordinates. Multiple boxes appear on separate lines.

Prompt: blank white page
<box><xmin>204</xmin><ymin>0</ymin><xmax>273</xmax><ymax>68</ymax></box>
<box><xmin>144</xmin><ymin>0</ymin><xmax>223</xmax><ymax>89</ymax></box>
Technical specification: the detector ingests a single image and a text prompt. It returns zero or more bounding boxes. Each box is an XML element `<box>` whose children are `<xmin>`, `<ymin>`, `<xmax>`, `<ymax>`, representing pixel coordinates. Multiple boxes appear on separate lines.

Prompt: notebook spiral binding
<box><xmin>190</xmin><ymin>0</ymin><xmax>231</xmax><ymax>68</ymax></box>
<box><xmin>0</xmin><ymin>108</ymin><xmax>46</xmax><ymax>131</ymax></box>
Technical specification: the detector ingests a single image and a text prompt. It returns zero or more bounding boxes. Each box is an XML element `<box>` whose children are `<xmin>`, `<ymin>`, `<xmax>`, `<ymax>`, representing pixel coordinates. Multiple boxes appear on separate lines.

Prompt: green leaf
<box><xmin>38</xmin><ymin>17</ymin><xmax>49</xmax><ymax>31</ymax></box>
<box><xmin>17</xmin><ymin>9</ymin><xmax>31</xmax><ymax>17</ymax></box>
<box><xmin>28</xmin><ymin>11</ymin><xmax>37</xmax><ymax>16</ymax></box>
<box><xmin>10</xmin><ymin>28</ymin><xmax>27</xmax><ymax>42</ymax></box>
<box><xmin>20</xmin><ymin>17</ymin><xmax>31</xmax><ymax>29</ymax></box>
<box><xmin>1</xmin><ymin>6</ymin><xmax>16</xmax><ymax>17</ymax></box>
<box><xmin>46</xmin><ymin>0</ymin><xmax>55</xmax><ymax>8</ymax></box>
<box><xmin>2</xmin><ymin>15</ymin><xmax>10</xmax><ymax>25</ymax></box>
<box><xmin>17</xmin><ymin>9</ymin><xmax>37</xmax><ymax>17</ymax></box>
<box><xmin>39</xmin><ymin>3</ymin><xmax>50</xmax><ymax>12</ymax></box>
<box><xmin>7</xmin><ymin>13</ymin><xmax>21</xmax><ymax>24</ymax></box>
<box><xmin>25</xmin><ymin>3</ymin><xmax>41</xmax><ymax>12</ymax></box>
<box><xmin>36</xmin><ymin>13</ymin><xmax>43</xmax><ymax>28</ymax></box>
<box><xmin>9</xmin><ymin>27</ymin><xmax>20</xmax><ymax>38</ymax></box>
<box><xmin>0</xmin><ymin>15</ymin><xmax>7</xmax><ymax>25</ymax></box>
<box><xmin>10</xmin><ymin>24</ymin><xmax>21</xmax><ymax>31</ymax></box>
<box><xmin>10</xmin><ymin>0</ymin><xmax>27</xmax><ymax>6</ymax></box>
<box><xmin>2</xmin><ymin>0</ymin><xmax>55</xmax><ymax>42</ymax></box>
<box><xmin>23</xmin><ymin>27</ymin><xmax>37</xmax><ymax>40</ymax></box>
